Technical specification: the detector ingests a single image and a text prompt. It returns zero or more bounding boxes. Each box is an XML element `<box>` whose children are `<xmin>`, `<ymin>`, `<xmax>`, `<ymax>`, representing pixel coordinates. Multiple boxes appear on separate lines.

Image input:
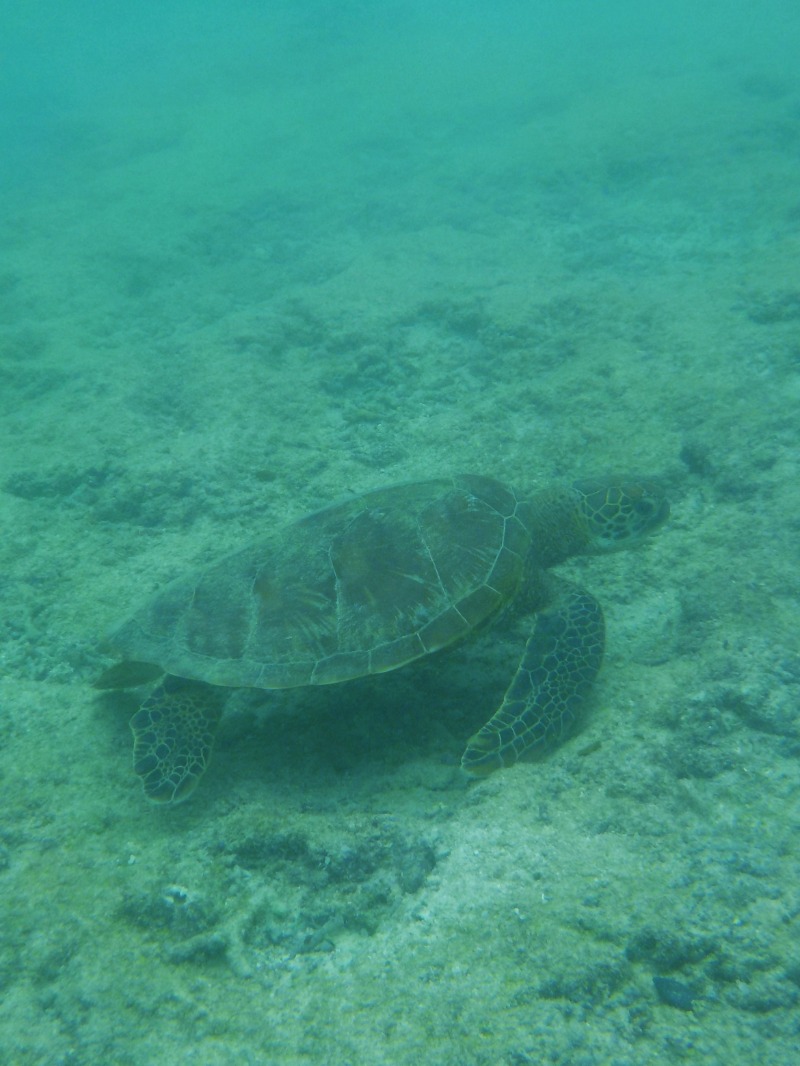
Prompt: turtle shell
<box><xmin>106</xmin><ymin>474</ymin><xmax>533</xmax><ymax>690</ymax></box>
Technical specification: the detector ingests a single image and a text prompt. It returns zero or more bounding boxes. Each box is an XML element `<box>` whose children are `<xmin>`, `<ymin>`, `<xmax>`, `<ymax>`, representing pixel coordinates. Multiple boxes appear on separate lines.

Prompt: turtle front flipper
<box><xmin>130</xmin><ymin>675</ymin><xmax>227</xmax><ymax>803</ymax></box>
<box><xmin>461</xmin><ymin>581</ymin><xmax>604</xmax><ymax>774</ymax></box>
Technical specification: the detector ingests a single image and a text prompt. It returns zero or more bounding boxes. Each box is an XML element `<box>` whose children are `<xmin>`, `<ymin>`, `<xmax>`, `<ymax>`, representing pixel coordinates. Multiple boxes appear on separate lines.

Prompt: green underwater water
<box><xmin>1</xmin><ymin>1</ymin><xmax>799</xmax><ymax>1062</ymax></box>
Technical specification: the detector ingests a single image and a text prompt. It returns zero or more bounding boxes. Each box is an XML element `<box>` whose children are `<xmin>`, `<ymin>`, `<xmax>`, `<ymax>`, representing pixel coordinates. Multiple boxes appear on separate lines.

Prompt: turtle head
<box><xmin>572</xmin><ymin>477</ymin><xmax>669</xmax><ymax>553</ymax></box>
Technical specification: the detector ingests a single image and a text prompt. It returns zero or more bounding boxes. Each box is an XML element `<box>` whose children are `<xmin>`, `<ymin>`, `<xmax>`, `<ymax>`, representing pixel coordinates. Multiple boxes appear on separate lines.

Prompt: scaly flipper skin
<box><xmin>130</xmin><ymin>675</ymin><xmax>226</xmax><ymax>803</ymax></box>
<box><xmin>461</xmin><ymin>578</ymin><xmax>604</xmax><ymax>774</ymax></box>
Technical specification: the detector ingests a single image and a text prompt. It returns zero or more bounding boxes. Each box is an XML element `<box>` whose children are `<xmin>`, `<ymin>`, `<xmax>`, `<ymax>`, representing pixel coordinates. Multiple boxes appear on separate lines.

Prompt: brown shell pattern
<box><xmin>108</xmin><ymin>475</ymin><xmax>532</xmax><ymax>690</ymax></box>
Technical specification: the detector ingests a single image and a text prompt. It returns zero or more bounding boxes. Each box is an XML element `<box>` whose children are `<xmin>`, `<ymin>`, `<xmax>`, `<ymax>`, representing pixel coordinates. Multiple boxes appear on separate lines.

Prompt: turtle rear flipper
<box><xmin>130</xmin><ymin>675</ymin><xmax>227</xmax><ymax>803</ymax></box>
<box><xmin>461</xmin><ymin>581</ymin><xmax>604</xmax><ymax>774</ymax></box>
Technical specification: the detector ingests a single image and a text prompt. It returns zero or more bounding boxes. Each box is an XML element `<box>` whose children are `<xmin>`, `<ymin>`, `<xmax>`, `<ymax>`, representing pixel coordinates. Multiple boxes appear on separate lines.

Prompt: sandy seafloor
<box><xmin>1</xmin><ymin>2</ymin><xmax>799</xmax><ymax>1063</ymax></box>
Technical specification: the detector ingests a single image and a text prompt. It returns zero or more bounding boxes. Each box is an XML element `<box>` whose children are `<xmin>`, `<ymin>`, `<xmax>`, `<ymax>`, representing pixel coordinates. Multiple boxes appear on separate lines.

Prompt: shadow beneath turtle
<box><xmin>216</xmin><ymin>631</ymin><xmax>521</xmax><ymax>794</ymax></box>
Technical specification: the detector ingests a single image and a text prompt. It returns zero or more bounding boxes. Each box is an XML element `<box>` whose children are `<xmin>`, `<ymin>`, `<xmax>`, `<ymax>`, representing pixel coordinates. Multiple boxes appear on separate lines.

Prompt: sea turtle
<box><xmin>96</xmin><ymin>474</ymin><xmax>669</xmax><ymax>804</ymax></box>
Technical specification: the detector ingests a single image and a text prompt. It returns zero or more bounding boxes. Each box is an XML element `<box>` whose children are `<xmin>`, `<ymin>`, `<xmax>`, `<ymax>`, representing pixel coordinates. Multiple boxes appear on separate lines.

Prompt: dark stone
<box><xmin>653</xmin><ymin>975</ymin><xmax>695</xmax><ymax>1011</ymax></box>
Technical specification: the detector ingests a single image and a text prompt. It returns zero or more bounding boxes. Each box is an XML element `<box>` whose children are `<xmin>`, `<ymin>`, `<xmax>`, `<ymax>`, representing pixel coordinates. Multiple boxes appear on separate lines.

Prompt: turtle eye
<box><xmin>633</xmin><ymin>489</ymin><xmax>670</xmax><ymax>530</ymax></box>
